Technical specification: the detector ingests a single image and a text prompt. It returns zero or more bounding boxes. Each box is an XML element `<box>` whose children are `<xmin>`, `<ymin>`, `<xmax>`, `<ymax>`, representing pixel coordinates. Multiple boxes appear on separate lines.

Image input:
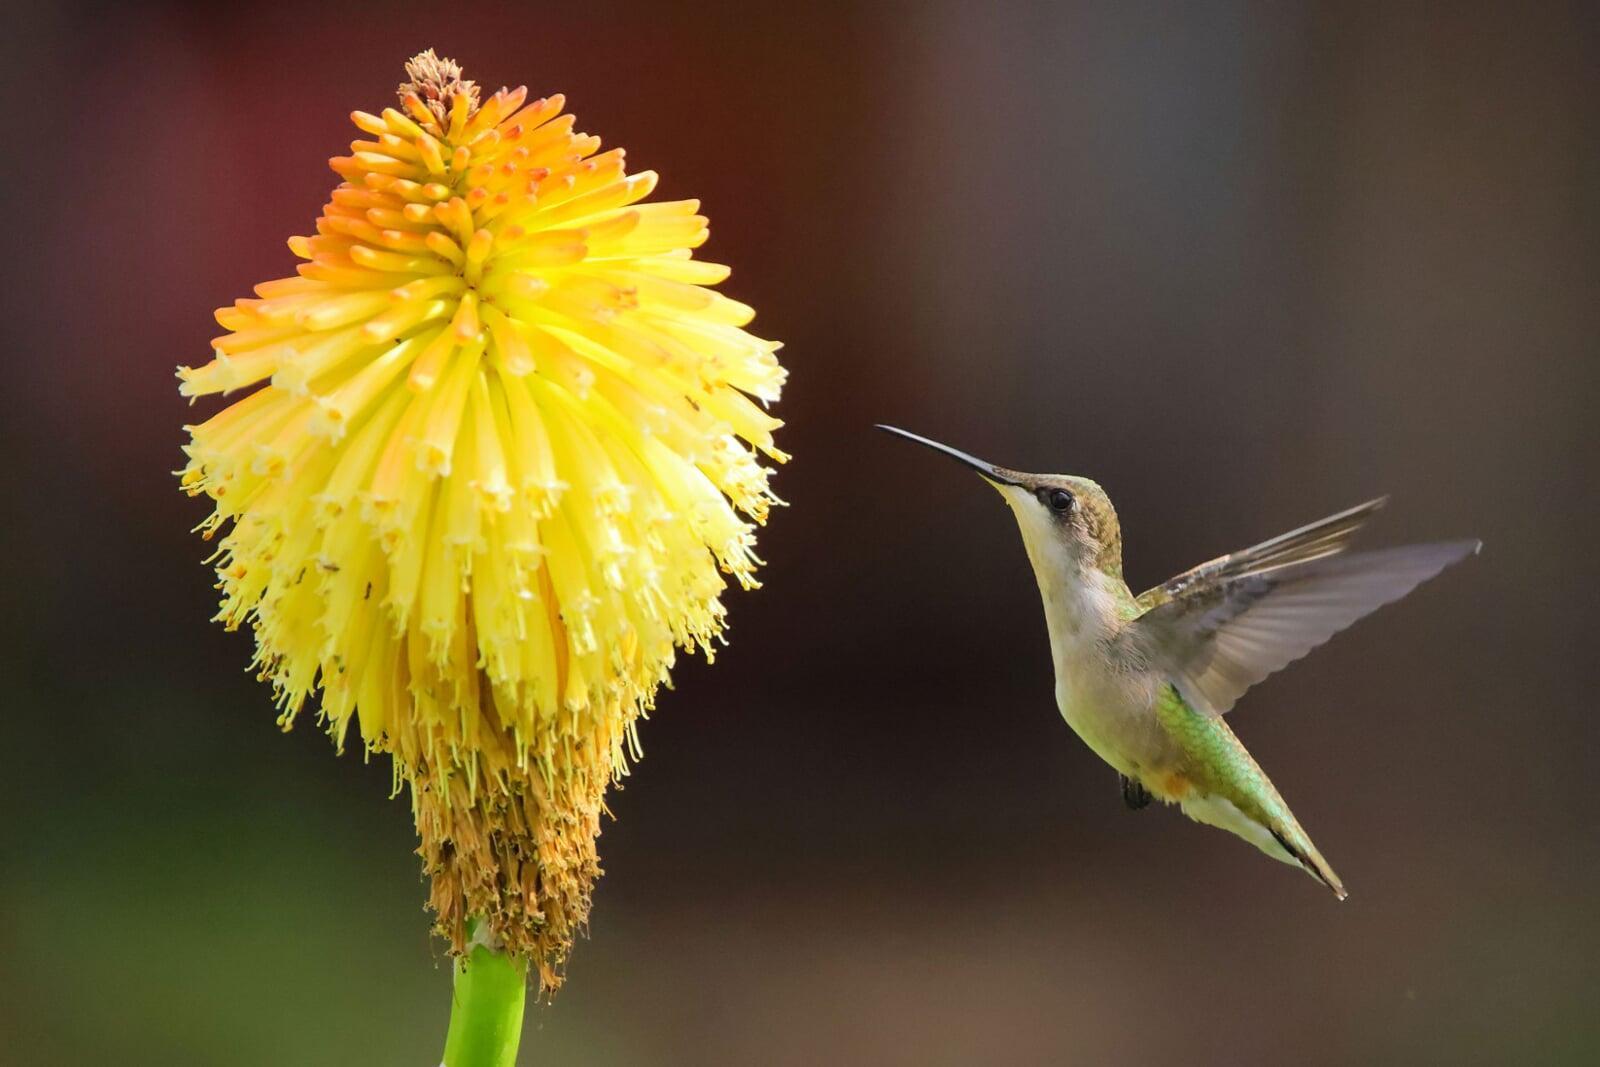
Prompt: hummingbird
<box><xmin>877</xmin><ymin>424</ymin><xmax>1480</xmax><ymax>898</ymax></box>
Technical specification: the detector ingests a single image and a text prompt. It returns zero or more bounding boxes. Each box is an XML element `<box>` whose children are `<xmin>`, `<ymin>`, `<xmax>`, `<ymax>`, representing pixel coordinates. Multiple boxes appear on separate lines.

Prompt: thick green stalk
<box><xmin>442</xmin><ymin>922</ymin><xmax>528</xmax><ymax>1067</ymax></box>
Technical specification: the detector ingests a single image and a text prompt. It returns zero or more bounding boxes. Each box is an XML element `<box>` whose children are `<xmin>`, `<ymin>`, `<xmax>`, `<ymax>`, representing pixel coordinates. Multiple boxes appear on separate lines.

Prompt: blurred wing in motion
<box><xmin>1136</xmin><ymin>497</ymin><xmax>1390</xmax><ymax>612</ymax></box>
<box><xmin>1133</xmin><ymin>506</ymin><xmax>1479</xmax><ymax>714</ymax></box>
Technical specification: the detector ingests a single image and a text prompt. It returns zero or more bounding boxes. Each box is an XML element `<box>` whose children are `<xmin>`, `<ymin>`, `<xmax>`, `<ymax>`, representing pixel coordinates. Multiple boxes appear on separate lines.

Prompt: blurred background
<box><xmin>4</xmin><ymin>1</ymin><xmax>1596</xmax><ymax>1063</ymax></box>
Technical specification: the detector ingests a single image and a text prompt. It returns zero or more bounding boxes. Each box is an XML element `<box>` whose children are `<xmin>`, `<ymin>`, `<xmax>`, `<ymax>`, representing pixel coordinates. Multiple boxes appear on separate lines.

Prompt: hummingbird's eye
<box><xmin>1044</xmin><ymin>488</ymin><xmax>1075</xmax><ymax>514</ymax></box>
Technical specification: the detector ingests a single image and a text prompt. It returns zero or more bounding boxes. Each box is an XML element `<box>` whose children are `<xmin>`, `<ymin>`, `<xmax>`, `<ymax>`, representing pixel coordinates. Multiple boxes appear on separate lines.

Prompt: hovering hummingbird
<box><xmin>877</xmin><ymin>425</ymin><xmax>1479</xmax><ymax>898</ymax></box>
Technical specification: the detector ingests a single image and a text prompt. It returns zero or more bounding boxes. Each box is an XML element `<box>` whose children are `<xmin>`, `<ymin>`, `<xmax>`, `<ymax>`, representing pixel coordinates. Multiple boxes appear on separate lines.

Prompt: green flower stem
<box><xmin>442</xmin><ymin>921</ymin><xmax>528</xmax><ymax>1067</ymax></box>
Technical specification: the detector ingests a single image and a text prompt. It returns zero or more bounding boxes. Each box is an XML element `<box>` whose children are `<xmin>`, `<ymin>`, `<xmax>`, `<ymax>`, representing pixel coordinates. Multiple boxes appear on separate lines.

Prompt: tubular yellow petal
<box><xmin>317</xmin><ymin>383</ymin><xmax>412</xmax><ymax>514</ymax></box>
<box><xmin>449</xmin><ymin>290</ymin><xmax>481</xmax><ymax>342</ymax></box>
<box><xmin>362</xmin><ymin>296</ymin><xmax>452</xmax><ymax>345</ymax></box>
<box><xmin>310</xmin><ymin>335</ymin><xmax>423</xmax><ymax>440</ymax></box>
<box><xmin>481</xmin><ymin>303</ymin><xmax>534</xmax><ymax>376</ymax></box>
<box><xmin>416</xmin><ymin>335</ymin><xmax>484</xmax><ymax>476</ymax></box>
<box><xmin>406</xmin><ymin>326</ymin><xmax>456</xmax><ymax>393</ymax></box>
<box><xmin>469</xmin><ymin>375</ymin><xmax>515</xmax><ymax>514</ymax></box>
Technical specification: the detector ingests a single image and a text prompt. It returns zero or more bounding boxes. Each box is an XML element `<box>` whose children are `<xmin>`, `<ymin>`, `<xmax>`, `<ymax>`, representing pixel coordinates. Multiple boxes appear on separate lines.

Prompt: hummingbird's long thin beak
<box><xmin>874</xmin><ymin>425</ymin><xmax>1025</xmax><ymax>487</ymax></box>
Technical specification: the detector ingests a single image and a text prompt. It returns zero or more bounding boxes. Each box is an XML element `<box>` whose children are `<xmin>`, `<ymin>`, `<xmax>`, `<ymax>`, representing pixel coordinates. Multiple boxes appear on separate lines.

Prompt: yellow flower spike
<box><xmin>177</xmin><ymin>50</ymin><xmax>786</xmax><ymax>992</ymax></box>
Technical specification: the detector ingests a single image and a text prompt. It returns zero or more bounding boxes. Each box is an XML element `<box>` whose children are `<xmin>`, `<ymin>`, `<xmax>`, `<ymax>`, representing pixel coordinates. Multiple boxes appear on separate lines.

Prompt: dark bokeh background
<box><xmin>4</xmin><ymin>2</ymin><xmax>1597</xmax><ymax>1063</ymax></box>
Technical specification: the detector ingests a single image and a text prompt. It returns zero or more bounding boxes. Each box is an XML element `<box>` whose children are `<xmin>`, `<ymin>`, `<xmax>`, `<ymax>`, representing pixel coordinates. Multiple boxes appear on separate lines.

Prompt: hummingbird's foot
<box><xmin>1120</xmin><ymin>775</ymin><xmax>1152</xmax><ymax>810</ymax></box>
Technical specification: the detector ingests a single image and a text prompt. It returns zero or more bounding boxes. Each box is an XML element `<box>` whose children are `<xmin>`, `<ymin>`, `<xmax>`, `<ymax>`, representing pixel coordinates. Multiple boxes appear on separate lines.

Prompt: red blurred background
<box><xmin>4</xmin><ymin>2</ymin><xmax>1596</xmax><ymax>1063</ymax></box>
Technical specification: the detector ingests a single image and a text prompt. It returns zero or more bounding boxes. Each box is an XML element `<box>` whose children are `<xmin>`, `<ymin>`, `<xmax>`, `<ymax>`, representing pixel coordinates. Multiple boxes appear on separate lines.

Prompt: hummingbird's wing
<box><xmin>1132</xmin><ymin>502</ymin><xmax>1478</xmax><ymax>714</ymax></box>
<box><xmin>1136</xmin><ymin>497</ymin><xmax>1390</xmax><ymax>613</ymax></box>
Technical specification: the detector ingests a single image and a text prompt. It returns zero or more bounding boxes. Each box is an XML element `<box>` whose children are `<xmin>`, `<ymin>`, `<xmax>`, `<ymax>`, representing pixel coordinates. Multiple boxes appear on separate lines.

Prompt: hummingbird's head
<box><xmin>875</xmin><ymin>425</ymin><xmax>1123</xmax><ymax>579</ymax></box>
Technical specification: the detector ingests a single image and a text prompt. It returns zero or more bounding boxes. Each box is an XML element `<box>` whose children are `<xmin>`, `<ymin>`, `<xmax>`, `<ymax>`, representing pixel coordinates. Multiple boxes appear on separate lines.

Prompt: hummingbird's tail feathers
<box><xmin>1269</xmin><ymin>827</ymin><xmax>1348</xmax><ymax>901</ymax></box>
<box><xmin>1180</xmin><ymin>788</ymin><xmax>1348</xmax><ymax>900</ymax></box>
<box><xmin>1137</xmin><ymin>539</ymin><xmax>1482</xmax><ymax>715</ymax></box>
<box><xmin>1141</xmin><ymin>497</ymin><xmax>1390</xmax><ymax>609</ymax></box>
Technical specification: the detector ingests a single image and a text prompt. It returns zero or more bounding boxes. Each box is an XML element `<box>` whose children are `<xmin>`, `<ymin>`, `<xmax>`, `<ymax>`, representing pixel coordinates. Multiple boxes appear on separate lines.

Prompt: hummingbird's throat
<box><xmin>1000</xmin><ymin>486</ymin><xmax>1118</xmax><ymax>642</ymax></box>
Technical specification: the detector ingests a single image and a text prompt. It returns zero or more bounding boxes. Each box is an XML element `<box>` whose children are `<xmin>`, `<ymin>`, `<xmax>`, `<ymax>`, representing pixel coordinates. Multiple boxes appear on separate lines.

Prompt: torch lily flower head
<box><xmin>178</xmin><ymin>51</ymin><xmax>785</xmax><ymax>989</ymax></box>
